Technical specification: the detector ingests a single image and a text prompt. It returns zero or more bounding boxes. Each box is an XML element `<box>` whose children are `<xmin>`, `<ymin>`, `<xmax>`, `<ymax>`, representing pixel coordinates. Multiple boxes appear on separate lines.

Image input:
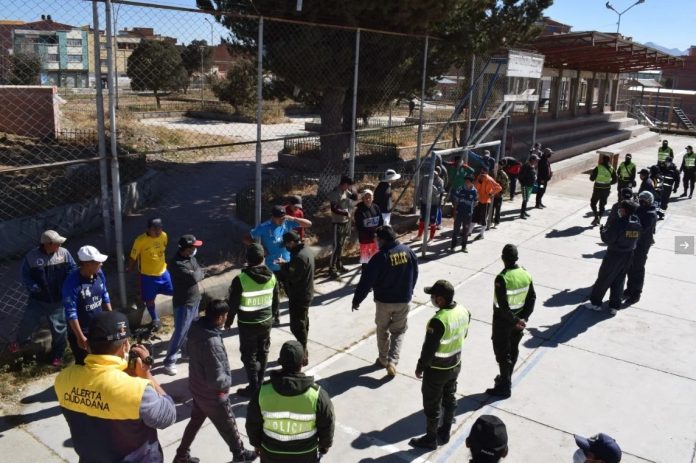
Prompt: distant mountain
<box><xmin>643</xmin><ymin>42</ymin><xmax>686</xmax><ymax>56</ymax></box>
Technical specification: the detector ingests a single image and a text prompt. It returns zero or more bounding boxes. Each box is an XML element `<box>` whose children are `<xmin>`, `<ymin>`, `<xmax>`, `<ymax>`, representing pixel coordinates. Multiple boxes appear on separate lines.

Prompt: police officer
<box><xmin>616</xmin><ymin>153</ymin><xmax>636</xmax><ymax>199</ymax></box>
<box><xmin>410</xmin><ymin>280</ymin><xmax>471</xmax><ymax>450</ymax></box>
<box><xmin>277</xmin><ymin>231</ymin><xmax>315</xmax><ymax>366</ymax></box>
<box><xmin>486</xmin><ymin>244</ymin><xmax>536</xmax><ymax>399</ymax></box>
<box><xmin>623</xmin><ymin>191</ymin><xmax>658</xmax><ymax>306</ymax></box>
<box><xmin>589</xmin><ymin>154</ymin><xmax>618</xmax><ymax>226</ymax></box>
<box><xmin>679</xmin><ymin>145</ymin><xmax>696</xmax><ymax>198</ymax></box>
<box><xmin>227</xmin><ymin>243</ymin><xmax>279</xmax><ymax>396</ymax></box>
<box><xmin>658</xmin><ymin>156</ymin><xmax>680</xmax><ymax>214</ymax></box>
<box><xmin>604</xmin><ymin>187</ymin><xmax>634</xmax><ymax>230</ymax></box>
<box><xmin>54</xmin><ymin>311</ymin><xmax>176</xmax><ymax>462</ymax></box>
<box><xmin>584</xmin><ymin>200</ymin><xmax>642</xmax><ymax>315</ymax></box>
<box><xmin>246</xmin><ymin>341</ymin><xmax>335</xmax><ymax>463</ymax></box>
<box><xmin>657</xmin><ymin>139</ymin><xmax>673</xmax><ymax>163</ymax></box>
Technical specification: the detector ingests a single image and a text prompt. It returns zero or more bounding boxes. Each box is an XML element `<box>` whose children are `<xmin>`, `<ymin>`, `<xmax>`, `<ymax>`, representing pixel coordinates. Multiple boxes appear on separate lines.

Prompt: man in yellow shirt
<box><xmin>127</xmin><ymin>218</ymin><xmax>172</xmax><ymax>329</ymax></box>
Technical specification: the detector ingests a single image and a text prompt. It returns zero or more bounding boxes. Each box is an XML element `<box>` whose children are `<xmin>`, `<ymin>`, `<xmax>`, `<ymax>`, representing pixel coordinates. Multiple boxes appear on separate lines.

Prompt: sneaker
<box><xmin>236</xmin><ymin>386</ymin><xmax>255</xmax><ymax>397</ymax></box>
<box><xmin>609</xmin><ymin>308</ymin><xmax>618</xmax><ymax>315</ymax></box>
<box><xmin>151</xmin><ymin>319</ymin><xmax>161</xmax><ymax>332</ymax></box>
<box><xmin>591</xmin><ymin>218</ymin><xmax>599</xmax><ymax>226</ymax></box>
<box><xmin>523</xmin><ymin>212</ymin><xmax>531</xmax><ymax>218</ymax></box>
<box><xmin>408</xmin><ymin>435</ymin><xmax>438</xmax><ymax>450</ymax></box>
<box><xmin>519</xmin><ymin>214</ymin><xmax>527</xmax><ymax>220</ymax></box>
<box><xmin>173</xmin><ymin>454</ymin><xmax>200</xmax><ymax>463</ymax></box>
<box><xmin>51</xmin><ymin>358</ymin><xmax>63</xmax><ymax>368</ymax></box>
<box><xmin>232</xmin><ymin>449</ymin><xmax>258</xmax><ymax>462</ymax></box>
<box><xmin>328</xmin><ymin>270</ymin><xmax>340</xmax><ymax>280</ymax></box>
<box><xmin>163</xmin><ymin>365</ymin><xmax>178</xmax><ymax>376</ymax></box>
<box><xmin>386</xmin><ymin>362</ymin><xmax>397</xmax><ymax>376</ymax></box>
<box><xmin>7</xmin><ymin>342</ymin><xmax>19</xmax><ymax>354</ymax></box>
<box><xmin>337</xmin><ymin>265</ymin><xmax>350</xmax><ymax>274</ymax></box>
<box><xmin>375</xmin><ymin>358</ymin><xmax>388</xmax><ymax>368</ymax></box>
<box><xmin>583</xmin><ymin>302</ymin><xmax>603</xmax><ymax>312</ymax></box>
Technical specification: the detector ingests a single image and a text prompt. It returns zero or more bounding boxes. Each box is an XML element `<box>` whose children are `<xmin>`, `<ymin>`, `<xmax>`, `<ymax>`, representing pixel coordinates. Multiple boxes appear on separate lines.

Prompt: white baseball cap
<box><xmin>362</xmin><ymin>189</ymin><xmax>374</xmax><ymax>197</ymax></box>
<box><xmin>77</xmin><ymin>245</ymin><xmax>108</xmax><ymax>263</ymax></box>
<box><xmin>40</xmin><ymin>230</ymin><xmax>67</xmax><ymax>244</ymax></box>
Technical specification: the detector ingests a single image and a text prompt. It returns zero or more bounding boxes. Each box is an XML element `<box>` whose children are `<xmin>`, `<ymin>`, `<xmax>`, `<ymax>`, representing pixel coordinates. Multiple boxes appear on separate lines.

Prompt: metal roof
<box><xmin>627</xmin><ymin>78</ymin><xmax>663</xmax><ymax>88</ymax></box>
<box><xmin>530</xmin><ymin>31</ymin><xmax>684</xmax><ymax>73</ymax></box>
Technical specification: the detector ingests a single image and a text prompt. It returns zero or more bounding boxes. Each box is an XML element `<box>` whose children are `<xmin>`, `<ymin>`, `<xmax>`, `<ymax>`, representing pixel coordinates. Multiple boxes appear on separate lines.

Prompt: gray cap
<box><xmin>40</xmin><ymin>230</ymin><xmax>66</xmax><ymax>244</ymax></box>
<box><xmin>246</xmin><ymin>243</ymin><xmax>265</xmax><ymax>265</ymax></box>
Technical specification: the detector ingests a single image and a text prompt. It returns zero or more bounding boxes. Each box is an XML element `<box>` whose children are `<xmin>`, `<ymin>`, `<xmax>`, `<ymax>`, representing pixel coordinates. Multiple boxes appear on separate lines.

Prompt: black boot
<box><xmin>409</xmin><ymin>420</ymin><xmax>438</xmax><ymax>450</ymax></box>
<box><xmin>486</xmin><ymin>363</ymin><xmax>512</xmax><ymax>398</ymax></box>
<box><xmin>437</xmin><ymin>411</ymin><xmax>455</xmax><ymax>444</ymax></box>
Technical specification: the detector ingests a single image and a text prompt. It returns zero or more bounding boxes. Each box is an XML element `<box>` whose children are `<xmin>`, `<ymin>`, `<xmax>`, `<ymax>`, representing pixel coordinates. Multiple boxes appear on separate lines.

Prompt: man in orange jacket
<box><xmin>472</xmin><ymin>167</ymin><xmax>502</xmax><ymax>241</ymax></box>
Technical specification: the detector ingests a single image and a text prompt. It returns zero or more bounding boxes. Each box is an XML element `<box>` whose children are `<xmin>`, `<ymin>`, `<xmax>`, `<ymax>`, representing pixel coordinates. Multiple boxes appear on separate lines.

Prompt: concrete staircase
<box><xmin>495</xmin><ymin>111</ymin><xmax>658</xmax><ymax>163</ymax></box>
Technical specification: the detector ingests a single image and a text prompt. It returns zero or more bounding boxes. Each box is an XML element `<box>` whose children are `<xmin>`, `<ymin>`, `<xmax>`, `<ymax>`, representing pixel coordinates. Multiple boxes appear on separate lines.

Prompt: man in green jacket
<box><xmin>616</xmin><ymin>153</ymin><xmax>636</xmax><ymax>200</ymax></box>
<box><xmin>278</xmin><ymin>231</ymin><xmax>315</xmax><ymax>366</ymax></box>
<box><xmin>589</xmin><ymin>154</ymin><xmax>618</xmax><ymax>226</ymax></box>
<box><xmin>246</xmin><ymin>341</ymin><xmax>335</xmax><ymax>463</ymax></box>
<box><xmin>657</xmin><ymin>139</ymin><xmax>673</xmax><ymax>163</ymax></box>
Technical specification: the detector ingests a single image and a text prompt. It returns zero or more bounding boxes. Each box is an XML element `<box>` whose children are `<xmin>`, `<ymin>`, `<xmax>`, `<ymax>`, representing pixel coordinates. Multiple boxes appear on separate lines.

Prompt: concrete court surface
<box><xmin>1</xmin><ymin>135</ymin><xmax>696</xmax><ymax>463</ymax></box>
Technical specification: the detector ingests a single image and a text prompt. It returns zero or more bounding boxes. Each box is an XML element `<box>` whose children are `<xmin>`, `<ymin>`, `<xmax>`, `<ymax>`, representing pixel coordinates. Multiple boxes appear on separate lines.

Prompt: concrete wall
<box><xmin>0</xmin><ymin>85</ymin><xmax>58</xmax><ymax>138</ymax></box>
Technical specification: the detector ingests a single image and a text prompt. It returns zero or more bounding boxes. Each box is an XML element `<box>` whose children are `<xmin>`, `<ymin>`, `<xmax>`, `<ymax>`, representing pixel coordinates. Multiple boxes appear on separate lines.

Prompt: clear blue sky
<box><xmin>4</xmin><ymin>0</ymin><xmax>693</xmax><ymax>52</ymax></box>
<box><xmin>545</xmin><ymin>0</ymin><xmax>695</xmax><ymax>51</ymax></box>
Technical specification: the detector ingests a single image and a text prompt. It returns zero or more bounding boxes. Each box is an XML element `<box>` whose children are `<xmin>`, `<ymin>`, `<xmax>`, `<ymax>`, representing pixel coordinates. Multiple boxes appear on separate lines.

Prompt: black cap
<box><xmin>502</xmin><ymin>243</ymin><xmax>518</xmax><ymax>261</ymax></box>
<box><xmin>468</xmin><ymin>415</ymin><xmax>508</xmax><ymax>456</ymax></box>
<box><xmin>147</xmin><ymin>217</ymin><xmax>163</xmax><ymax>229</ymax></box>
<box><xmin>620</xmin><ymin>187</ymin><xmax>633</xmax><ymax>200</ymax></box>
<box><xmin>574</xmin><ymin>433</ymin><xmax>622</xmax><ymax>463</ymax></box>
<box><xmin>543</xmin><ymin>147</ymin><xmax>553</xmax><ymax>156</ymax></box>
<box><xmin>464</xmin><ymin>175</ymin><xmax>475</xmax><ymax>182</ymax></box>
<box><xmin>528</xmin><ymin>154</ymin><xmax>539</xmax><ymax>162</ymax></box>
<box><xmin>279</xmin><ymin>341</ymin><xmax>305</xmax><ymax>370</ymax></box>
<box><xmin>375</xmin><ymin>225</ymin><xmax>397</xmax><ymax>242</ymax></box>
<box><xmin>340</xmin><ymin>175</ymin><xmax>354</xmax><ymax>185</ymax></box>
<box><xmin>625</xmin><ymin>153</ymin><xmax>632</xmax><ymax>158</ymax></box>
<box><xmin>639</xmin><ymin>168</ymin><xmax>650</xmax><ymax>175</ymax></box>
<box><xmin>288</xmin><ymin>195</ymin><xmax>302</xmax><ymax>208</ymax></box>
<box><xmin>619</xmin><ymin>199</ymin><xmax>638</xmax><ymax>215</ymax></box>
<box><xmin>88</xmin><ymin>311</ymin><xmax>130</xmax><ymax>343</ymax></box>
<box><xmin>246</xmin><ymin>243</ymin><xmax>265</xmax><ymax>265</ymax></box>
<box><xmin>178</xmin><ymin>234</ymin><xmax>203</xmax><ymax>248</ymax></box>
<box><xmin>271</xmin><ymin>205</ymin><xmax>286</xmax><ymax>218</ymax></box>
<box><xmin>282</xmin><ymin>231</ymin><xmax>301</xmax><ymax>243</ymax></box>
<box><xmin>424</xmin><ymin>280</ymin><xmax>455</xmax><ymax>301</ymax></box>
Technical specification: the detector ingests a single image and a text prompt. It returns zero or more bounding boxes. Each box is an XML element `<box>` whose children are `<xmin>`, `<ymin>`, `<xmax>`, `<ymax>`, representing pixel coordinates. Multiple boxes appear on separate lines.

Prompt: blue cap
<box><xmin>574</xmin><ymin>433</ymin><xmax>622</xmax><ymax>463</ymax></box>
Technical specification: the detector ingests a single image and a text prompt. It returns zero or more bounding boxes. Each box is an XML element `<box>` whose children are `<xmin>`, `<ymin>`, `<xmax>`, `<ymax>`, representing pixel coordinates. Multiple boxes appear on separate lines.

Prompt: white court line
<box><xmin>335</xmin><ymin>421</ymin><xmax>433</xmax><ymax>463</ymax></box>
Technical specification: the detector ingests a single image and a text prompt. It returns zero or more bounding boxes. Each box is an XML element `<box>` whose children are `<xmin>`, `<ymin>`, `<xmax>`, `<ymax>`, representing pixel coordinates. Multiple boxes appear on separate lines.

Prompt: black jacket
<box><xmin>493</xmin><ymin>265</ymin><xmax>536</xmax><ymax>326</ymax></box>
<box><xmin>518</xmin><ymin>163</ymin><xmax>537</xmax><ymax>187</ymax></box>
<box><xmin>354</xmin><ymin>202</ymin><xmax>383</xmax><ymax>243</ymax></box>
<box><xmin>659</xmin><ymin>163</ymin><xmax>680</xmax><ymax>191</ymax></box>
<box><xmin>639</xmin><ymin>178</ymin><xmax>656</xmax><ymax>196</ymax></box>
<box><xmin>246</xmin><ymin>370</ymin><xmax>335</xmax><ymax>453</ymax></box>
<box><xmin>187</xmin><ymin>317</ymin><xmax>232</xmax><ymax>398</ymax></box>
<box><xmin>536</xmin><ymin>156</ymin><xmax>552</xmax><ymax>181</ymax></box>
<box><xmin>280</xmin><ymin>244</ymin><xmax>315</xmax><ymax>304</ymax></box>
<box><xmin>169</xmin><ymin>251</ymin><xmax>205</xmax><ymax>307</ymax></box>
<box><xmin>635</xmin><ymin>204</ymin><xmax>657</xmax><ymax>251</ymax></box>
<box><xmin>374</xmin><ymin>181</ymin><xmax>392</xmax><ymax>212</ymax></box>
<box><xmin>226</xmin><ymin>265</ymin><xmax>279</xmax><ymax>329</ymax></box>
<box><xmin>601</xmin><ymin>214</ymin><xmax>642</xmax><ymax>252</ymax></box>
<box><xmin>352</xmin><ymin>241</ymin><xmax>418</xmax><ymax>306</ymax></box>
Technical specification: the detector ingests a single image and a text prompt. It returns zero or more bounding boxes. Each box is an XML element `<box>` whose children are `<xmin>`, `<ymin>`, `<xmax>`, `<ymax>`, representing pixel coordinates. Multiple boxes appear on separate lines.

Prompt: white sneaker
<box><xmin>583</xmin><ymin>302</ymin><xmax>603</xmax><ymax>311</ymax></box>
<box><xmin>163</xmin><ymin>365</ymin><xmax>178</xmax><ymax>376</ymax></box>
<box><xmin>609</xmin><ymin>308</ymin><xmax>618</xmax><ymax>315</ymax></box>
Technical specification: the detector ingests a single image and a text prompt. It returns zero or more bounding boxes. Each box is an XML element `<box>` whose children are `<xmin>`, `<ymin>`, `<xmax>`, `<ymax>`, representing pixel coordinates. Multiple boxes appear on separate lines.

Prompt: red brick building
<box><xmin>662</xmin><ymin>46</ymin><xmax>696</xmax><ymax>90</ymax></box>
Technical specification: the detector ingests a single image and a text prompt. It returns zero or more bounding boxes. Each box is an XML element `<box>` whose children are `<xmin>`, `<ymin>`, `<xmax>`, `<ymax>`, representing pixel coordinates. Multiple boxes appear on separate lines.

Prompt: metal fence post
<box><xmin>348</xmin><ymin>29</ymin><xmax>360</xmax><ymax>180</ymax></box>
<box><xmin>104</xmin><ymin>0</ymin><xmax>127</xmax><ymax>309</ymax></box>
<box><xmin>413</xmin><ymin>36</ymin><xmax>429</xmax><ymax>212</ymax></box>
<box><xmin>254</xmin><ymin>17</ymin><xmax>264</xmax><ymax>226</ymax></box>
<box><xmin>92</xmin><ymin>1</ymin><xmax>112</xmax><ymax>248</ymax></box>
<box><xmin>500</xmin><ymin>115</ymin><xmax>509</xmax><ymax>159</ymax></box>
<box><xmin>421</xmin><ymin>149</ymin><xmax>437</xmax><ymax>258</ymax></box>
<box><xmin>465</xmin><ymin>54</ymin><xmax>476</xmax><ymax>141</ymax></box>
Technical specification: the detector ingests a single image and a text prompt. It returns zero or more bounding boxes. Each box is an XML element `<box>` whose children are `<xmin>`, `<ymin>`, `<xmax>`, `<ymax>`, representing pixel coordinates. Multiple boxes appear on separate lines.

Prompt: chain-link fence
<box><xmin>1</xmin><ymin>0</ymin><xmax>527</xmax><ymax>347</ymax></box>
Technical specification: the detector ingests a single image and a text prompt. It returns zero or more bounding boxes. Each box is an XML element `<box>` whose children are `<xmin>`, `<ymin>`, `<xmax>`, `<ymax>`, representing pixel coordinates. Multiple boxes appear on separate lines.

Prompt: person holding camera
<box><xmin>54</xmin><ymin>311</ymin><xmax>176</xmax><ymax>463</ymax></box>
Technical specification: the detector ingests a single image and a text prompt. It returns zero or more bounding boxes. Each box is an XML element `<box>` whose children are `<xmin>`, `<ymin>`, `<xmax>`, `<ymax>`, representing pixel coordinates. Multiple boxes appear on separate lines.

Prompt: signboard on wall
<box><xmin>507</xmin><ymin>50</ymin><xmax>545</xmax><ymax>79</ymax></box>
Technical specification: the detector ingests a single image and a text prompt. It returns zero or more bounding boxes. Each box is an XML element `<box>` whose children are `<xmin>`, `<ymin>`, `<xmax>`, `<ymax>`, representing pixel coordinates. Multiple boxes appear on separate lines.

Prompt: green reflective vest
<box><xmin>430</xmin><ymin>303</ymin><xmax>471</xmax><ymax>370</ymax></box>
<box><xmin>658</xmin><ymin>146</ymin><xmax>672</xmax><ymax>162</ymax></box>
<box><xmin>618</xmin><ymin>162</ymin><xmax>635</xmax><ymax>181</ymax></box>
<box><xmin>494</xmin><ymin>267</ymin><xmax>533</xmax><ymax>315</ymax></box>
<box><xmin>594</xmin><ymin>164</ymin><xmax>614</xmax><ymax>187</ymax></box>
<box><xmin>238</xmin><ymin>272</ymin><xmax>275</xmax><ymax>324</ymax></box>
<box><xmin>259</xmin><ymin>383</ymin><xmax>320</xmax><ymax>454</ymax></box>
<box><xmin>685</xmin><ymin>153</ymin><xmax>696</xmax><ymax>168</ymax></box>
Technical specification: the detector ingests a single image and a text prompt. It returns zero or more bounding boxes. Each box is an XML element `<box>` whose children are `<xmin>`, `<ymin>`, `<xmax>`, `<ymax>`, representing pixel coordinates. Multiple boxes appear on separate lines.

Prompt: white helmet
<box><xmin>638</xmin><ymin>191</ymin><xmax>654</xmax><ymax>206</ymax></box>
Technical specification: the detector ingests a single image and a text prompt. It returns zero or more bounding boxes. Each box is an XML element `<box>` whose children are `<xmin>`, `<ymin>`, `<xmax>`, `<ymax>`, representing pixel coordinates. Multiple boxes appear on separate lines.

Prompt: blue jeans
<box><xmin>15</xmin><ymin>298</ymin><xmax>66</xmax><ymax>360</ymax></box>
<box><xmin>163</xmin><ymin>303</ymin><xmax>199</xmax><ymax>367</ymax></box>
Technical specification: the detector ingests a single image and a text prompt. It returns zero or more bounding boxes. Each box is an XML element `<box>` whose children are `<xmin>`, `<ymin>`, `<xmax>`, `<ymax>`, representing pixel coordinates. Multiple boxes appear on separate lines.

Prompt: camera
<box><xmin>128</xmin><ymin>346</ymin><xmax>154</xmax><ymax>370</ymax></box>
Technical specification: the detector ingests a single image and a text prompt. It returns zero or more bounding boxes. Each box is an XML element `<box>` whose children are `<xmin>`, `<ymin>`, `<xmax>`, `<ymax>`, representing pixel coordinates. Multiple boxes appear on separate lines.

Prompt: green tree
<box><xmin>211</xmin><ymin>59</ymin><xmax>256</xmax><ymax>114</ymax></box>
<box><xmin>8</xmin><ymin>53</ymin><xmax>42</xmax><ymax>85</ymax></box>
<box><xmin>198</xmin><ymin>0</ymin><xmax>552</xmax><ymax>163</ymax></box>
<box><xmin>179</xmin><ymin>39</ymin><xmax>212</xmax><ymax>94</ymax></box>
<box><xmin>127</xmin><ymin>40</ymin><xmax>186</xmax><ymax>108</ymax></box>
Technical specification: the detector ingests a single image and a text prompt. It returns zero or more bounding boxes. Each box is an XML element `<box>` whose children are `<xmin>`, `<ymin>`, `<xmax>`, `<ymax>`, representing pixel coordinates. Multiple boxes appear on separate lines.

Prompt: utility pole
<box><xmin>606</xmin><ymin>0</ymin><xmax>646</xmax><ymax>49</ymax></box>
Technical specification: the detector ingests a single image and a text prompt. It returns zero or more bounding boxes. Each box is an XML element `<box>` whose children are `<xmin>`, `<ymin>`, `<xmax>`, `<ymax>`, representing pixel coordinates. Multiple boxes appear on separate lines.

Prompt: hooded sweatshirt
<box><xmin>187</xmin><ymin>316</ymin><xmax>232</xmax><ymax>399</ymax></box>
<box><xmin>246</xmin><ymin>370</ymin><xmax>335</xmax><ymax>455</ymax></box>
<box><xmin>226</xmin><ymin>265</ymin><xmax>279</xmax><ymax>329</ymax></box>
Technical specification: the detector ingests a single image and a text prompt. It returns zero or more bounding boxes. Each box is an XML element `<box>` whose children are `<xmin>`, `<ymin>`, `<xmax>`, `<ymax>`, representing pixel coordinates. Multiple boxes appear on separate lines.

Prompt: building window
<box><xmin>46</xmin><ymin>54</ymin><xmax>59</xmax><ymax>62</ymax></box>
<box><xmin>67</xmin><ymin>54</ymin><xmax>83</xmax><ymax>63</ymax></box>
<box><xmin>66</xmin><ymin>39</ymin><xmax>82</xmax><ymax>47</ymax></box>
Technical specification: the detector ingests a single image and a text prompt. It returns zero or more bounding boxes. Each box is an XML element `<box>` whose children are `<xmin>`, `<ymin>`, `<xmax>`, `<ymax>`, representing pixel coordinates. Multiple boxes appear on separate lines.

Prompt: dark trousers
<box><xmin>492</xmin><ymin>322</ymin><xmax>524</xmax><ymax>389</ymax></box>
<box><xmin>660</xmin><ymin>187</ymin><xmax>674</xmax><ymax>211</ymax></box>
<box><xmin>177</xmin><ymin>395</ymin><xmax>245</xmax><ymax>458</ymax></box>
<box><xmin>590</xmin><ymin>250</ymin><xmax>633</xmax><ymax>309</ymax></box>
<box><xmin>239</xmin><ymin>324</ymin><xmax>271</xmax><ymax>390</ymax></box>
<box><xmin>289</xmin><ymin>299</ymin><xmax>311</xmax><ymax>353</ymax></box>
<box><xmin>492</xmin><ymin>196</ymin><xmax>503</xmax><ymax>224</ymax></box>
<box><xmin>590</xmin><ymin>187</ymin><xmax>611</xmax><ymax>220</ymax></box>
<box><xmin>508</xmin><ymin>174</ymin><xmax>518</xmax><ymax>199</ymax></box>
<box><xmin>260</xmin><ymin>449</ymin><xmax>319</xmax><ymax>463</ymax></box>
<box><xmin>15</xmin><ymin>299</ymin><xmax>66</xmax><ymax>360</ymax></box>
<box><xmin>683</xmin><ymin>170</ymin><xmax>695</xmax><ymax>196</ymax></box>
<box><xmin>272</xmin><ymin>271</ymin><xmax>285</xmax><ymax>319</ymax></box>
<box><xmin>617</xmin><ymin>180</ymin><xmax>633</xmax><ymax>199</ymax></box>
<box><xmin>626</xmin><ymin>246</ymin><xmax>650</xmax><ymax>299</ymax></box>
<box><xmin>329</xmin><ymin>222</ymin><xmax>351</xmax><ymax>271</ymax></box>
<box><xmin>67</xmin><ymin>331</ymin><xmax>88</xmax><ymax>365</ymax></box>
<box><xmin>421</xmin><ymin>364</ymin><xmax>460</xmax><ymax>436</ymax></box>
<box><xmin>535</xmin><ymin>179</ymin><xmax>548</xmax><ymax>206</ymax></box>
<box><xmin>451</xmin><ymin>214</ymin><xmax>472</xmax><ymax>249</ymax></box>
